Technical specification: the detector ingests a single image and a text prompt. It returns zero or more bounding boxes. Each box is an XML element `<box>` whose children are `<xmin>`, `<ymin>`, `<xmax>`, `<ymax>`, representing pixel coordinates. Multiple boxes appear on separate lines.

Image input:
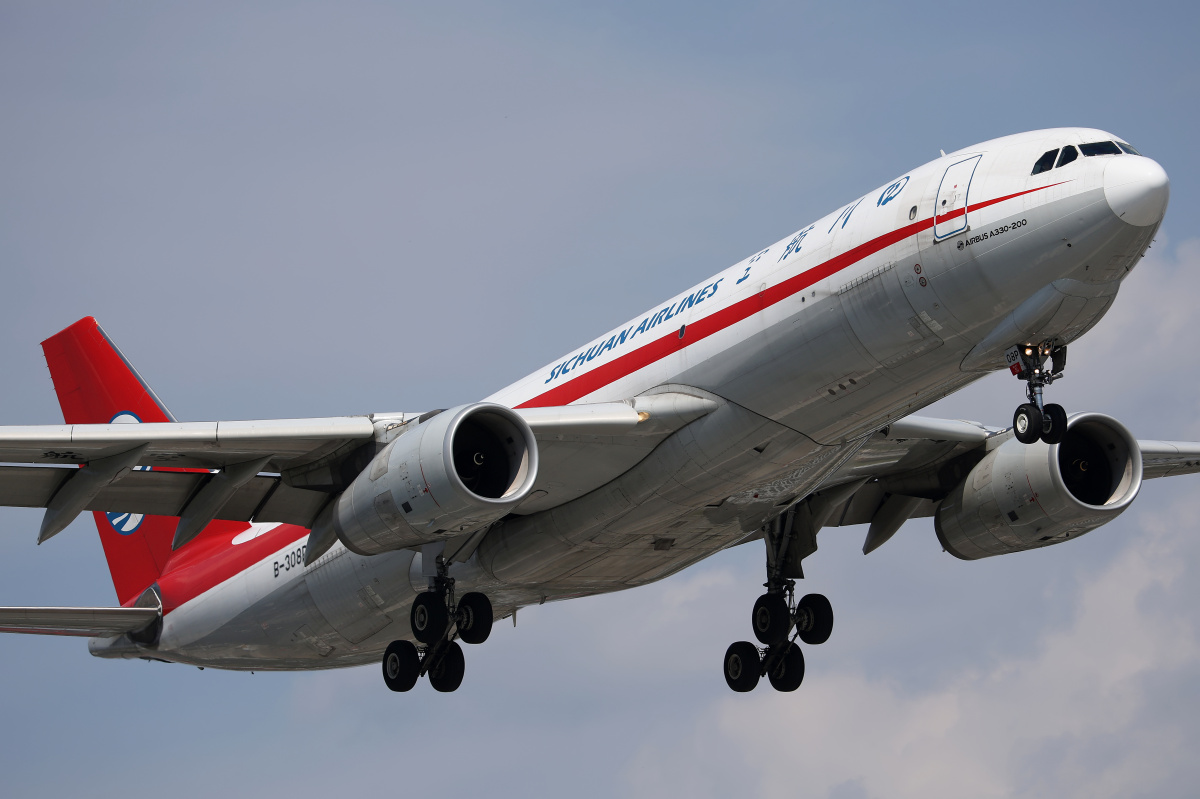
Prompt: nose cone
<box><xmin>1104</xmin><ymin>156</ymin><xmax>1169</xmax><ymax>227</ymax></box>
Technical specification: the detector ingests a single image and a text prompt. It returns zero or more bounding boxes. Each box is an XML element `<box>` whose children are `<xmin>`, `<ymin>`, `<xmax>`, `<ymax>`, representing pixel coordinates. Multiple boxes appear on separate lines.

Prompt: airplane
<box><xmin>0</xmin><ymin>127</ymin><xmax>1194</xmax><ymax>695</ymax></box>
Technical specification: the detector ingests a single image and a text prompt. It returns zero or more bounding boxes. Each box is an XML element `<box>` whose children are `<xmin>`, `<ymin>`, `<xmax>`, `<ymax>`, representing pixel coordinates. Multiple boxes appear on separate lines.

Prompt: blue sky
<box><xmin>1</xmin><ymin>3</ymin><xmax>1199</xmax><ymax>797</ymax></box>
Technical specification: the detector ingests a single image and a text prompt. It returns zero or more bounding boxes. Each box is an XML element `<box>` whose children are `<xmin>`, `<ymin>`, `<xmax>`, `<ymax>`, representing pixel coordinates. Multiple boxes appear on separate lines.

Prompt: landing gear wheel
<box><xmin>724</xmin><ymin>641</ymin><xmax>761</xmax><ymax>692</ymax></box>
<box><xmin>410</xmin><ymin>592</ymin><xmax>449</xmax><ymax>645</ymax></box>
<box><xmin>795</xmin><ymin>593</ymin><xmax>834</xmax><ymax>646</ymax></box>
<box><xmin>752</xmin><ymin>593</ymin><xmax>790</xmax><ymax>645</ymax></box>
<box><xmin>456</xmin><ymin>592</ymin><xmax>493</xmax><ymax>645</ymax></box>
<box><xmin>1014</xmin><ymin>403</ymin><xmax>1044</xmax><ymax>445</ymax></box>
<box><xmin>427</xmin><ymin>640</ymin><xmax>465</xmax><ymax>693</ymax></box>
<box><xmin>766</xmin><ymin>642</ymin><xmax>805</xmax><ymax>692</ymax></box>
<box><xmin>1041</xmin><ymin>403</ymin><xmax>1068</xmax><ymax>445</ymax></box>
<box><xmin>382</xmin><ymin>640</ymin><xmax>420</xmax><ymax>692</ymax></box>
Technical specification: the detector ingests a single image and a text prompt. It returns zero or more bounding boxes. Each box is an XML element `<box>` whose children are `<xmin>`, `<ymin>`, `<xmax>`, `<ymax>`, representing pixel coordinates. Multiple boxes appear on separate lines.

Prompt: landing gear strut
<box><xmin>1008</xmin><ymin>341</ymin><xmax>1068</xmax><ymax>445</ymax></box>
<box><xmin>724</xmin><ymin>506</ymin><xmax>834</xmax><ymax>693</ymax></box>
<box><xmin>381</xmin><ymin>552</ymin><xmax>493</xmax><ymax>693</ymax></box>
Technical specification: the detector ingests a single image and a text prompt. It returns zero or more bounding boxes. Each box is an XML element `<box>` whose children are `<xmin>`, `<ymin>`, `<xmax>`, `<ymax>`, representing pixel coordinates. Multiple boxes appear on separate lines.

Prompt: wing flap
<box><xmin>0</xmin><ymin>466</ymin><xmax>333</xmax><ymax>529</ymax></box>
<box><xmin>0</xmin><ymin>466</ymin><xmax>72</xmax><ymax>508</ymax></box>
<box><xmin>0</xmin><ymin>606</ymin><xmax>159</xmax><ymax>637</ymax></box>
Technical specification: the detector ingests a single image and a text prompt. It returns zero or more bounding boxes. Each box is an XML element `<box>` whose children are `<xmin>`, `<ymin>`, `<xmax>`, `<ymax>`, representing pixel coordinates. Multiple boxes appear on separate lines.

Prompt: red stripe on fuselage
<box><xmin>518</xmin><ymin>184</ymin><xmax>1063</xmax><ymax>409</ymax></box>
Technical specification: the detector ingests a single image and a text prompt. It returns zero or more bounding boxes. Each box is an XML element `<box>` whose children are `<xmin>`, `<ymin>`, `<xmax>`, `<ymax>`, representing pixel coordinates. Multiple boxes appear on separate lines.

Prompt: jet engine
<box><xmin>935</xmin><ymin>413</ymin><xmax>1142</xmax><ymax>559</ymax></box>
<box><xmin>330</xmin><ymin>403</ymin><xmax>538</xmax><ymax>556</ymax></box>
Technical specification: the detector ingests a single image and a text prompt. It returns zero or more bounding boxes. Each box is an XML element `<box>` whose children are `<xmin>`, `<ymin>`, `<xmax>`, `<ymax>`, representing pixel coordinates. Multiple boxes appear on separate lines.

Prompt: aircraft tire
<box><xmin>1041</xmin><ymin>403</ymin><xmax>1068</xmax><ymax>445</ymax></box>
<box><xmin>766</xmin><ymin>642</ymin><xmax>805</xmax><ymax>692</ymax></box>
<box><xmin>724</xmin><ymin>641</ymin><xmax>761</xmax><ymax>692</ymax></box>
<box><xmin>796</xmin><ymin>593</ymin><xmax>834</xmax><ymax>646</ymax></box>
<box><xmin>457</xmin><ymin>592</ymin><xmax>493</xmax><ymax>645</ymax></box>
<box><xmin>752</xmin><ymin>593</ymin><xmax>790</xmax><ymax>645</ymax></box>
<box><xmin>428</xmin><ymin>641</ymin><xmax>465</xmax><ymax>693</ymax></box>
<box><xmin>382</xmin><ymin>640</ymin><xmax>420</xmax><ymax>692</ymax></box>
<box><xmin>1014</xmin><ymin>404</ymin><xmax>1044</xmax><ymax>445</ymax></box>
<box><xmin>411</xmin><ymin>592</ymin><xmax>449</xmax><ymax>645</ymax></box>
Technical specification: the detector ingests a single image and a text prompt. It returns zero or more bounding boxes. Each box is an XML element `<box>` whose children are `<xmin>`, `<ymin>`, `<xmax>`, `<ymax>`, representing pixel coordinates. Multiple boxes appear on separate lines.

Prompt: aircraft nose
<box><xmin>1104</xmin><ymin>155</ymin><xmax>1169</xmax><ymax>227</ymax></box>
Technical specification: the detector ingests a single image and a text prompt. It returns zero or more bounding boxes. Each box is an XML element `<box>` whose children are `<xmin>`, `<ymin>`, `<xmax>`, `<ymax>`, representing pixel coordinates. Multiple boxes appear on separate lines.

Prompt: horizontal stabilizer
<box><xmin>0</xmin><ymin>606</ymin><xmax>159</xmax><ymax>637</ymax></box>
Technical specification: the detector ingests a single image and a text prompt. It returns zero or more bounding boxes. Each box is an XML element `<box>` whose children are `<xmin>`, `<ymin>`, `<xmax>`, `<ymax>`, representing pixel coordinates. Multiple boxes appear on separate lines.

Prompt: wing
<box><xmin>0</xmin><ymin>607</ymin><xmax>159</xmax><ymax>637</ymax></box>
<box><xmin>809</xmin><ymin>417</ymin><xmax>1200</xmax><ymax>554</ymax></box>
<box><xmin>0</xmin><ymin>393</ymin><xmax>717</xmax><ymax>540</ymax></box>
<box><xmin>1138</xmin><ymin>440</ymin><xmax>1200</xmax><ymax>478</ymax></box>
<box><xmin>0</xmin><ymin>416</ymin><xmax>378</xmax><ymax>471</ymax></box>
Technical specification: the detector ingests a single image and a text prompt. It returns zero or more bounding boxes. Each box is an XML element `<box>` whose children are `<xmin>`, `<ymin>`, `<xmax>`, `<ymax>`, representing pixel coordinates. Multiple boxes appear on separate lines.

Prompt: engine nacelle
<box><xmin>331</xmin><ymin>403</ymin><xmax>538</xmax><ymax>556</ymax></box>
<box><xmin>935</xmin><ymin>413</ymin><xmax>1142</xmax><ymax>560</ymax></box>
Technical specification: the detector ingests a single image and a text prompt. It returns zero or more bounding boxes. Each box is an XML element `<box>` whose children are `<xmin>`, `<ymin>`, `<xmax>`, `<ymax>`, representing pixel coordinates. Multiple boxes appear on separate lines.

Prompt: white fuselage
<box><xmin>93</xmin><ymin>128</ymin><xmax>1168</xmax><ymax>669</ymax></box>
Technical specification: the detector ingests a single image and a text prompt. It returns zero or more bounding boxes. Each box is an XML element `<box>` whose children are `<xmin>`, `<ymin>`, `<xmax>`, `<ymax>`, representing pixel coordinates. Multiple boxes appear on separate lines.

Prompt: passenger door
<box><xmin>933</xmin><ymin>154</ymin><xmax>982</xmax><ymax>241</ymax></box>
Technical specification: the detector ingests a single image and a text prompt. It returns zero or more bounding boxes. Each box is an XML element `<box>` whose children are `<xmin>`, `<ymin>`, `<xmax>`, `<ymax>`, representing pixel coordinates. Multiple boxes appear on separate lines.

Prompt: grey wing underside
<box><xmin>0</xmin><ymin>466</ymin><xmax>332</xmax><ymax>526</ymax></box>
<box><xmin>1138</xmin><ymin>440</ymin><xmax>1200</xmax><ymax>479</ymax></box>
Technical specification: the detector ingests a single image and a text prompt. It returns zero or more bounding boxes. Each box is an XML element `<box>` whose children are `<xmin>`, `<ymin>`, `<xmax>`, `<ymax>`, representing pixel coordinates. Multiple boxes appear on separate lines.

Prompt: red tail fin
<box><xmin>41</xmin><ymin>318</ymin><xmax>180</xmax><ymax>605</ymax></box>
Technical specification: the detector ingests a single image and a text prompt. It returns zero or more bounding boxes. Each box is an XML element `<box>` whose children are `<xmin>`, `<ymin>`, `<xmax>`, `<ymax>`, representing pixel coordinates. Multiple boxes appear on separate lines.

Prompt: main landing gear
<box><xmin>724</xmin><ymin>507</ymin><xmax>834</xmax><ymax>693</ymax></box>
<box><xmin>724</xmin><ymin>588</ymin><xmax>834</xmax><ymax>693</ymax></box>
<box><xmin>381</xmin><ymin>555</ymin><xmax>493</xmax><ymax>693</ymax></box>
<box><xmin>1009</xmin><ymin>341</ymin><xmax>1068</xmax><ymax>446</ymax></box>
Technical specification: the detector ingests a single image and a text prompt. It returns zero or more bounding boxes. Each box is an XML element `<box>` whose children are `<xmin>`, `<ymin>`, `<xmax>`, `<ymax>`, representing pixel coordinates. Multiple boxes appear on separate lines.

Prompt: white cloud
<box><xmin>624</xmin><ymin>493</ymin><xmax>1200</xmax><ymax>799</ymax></box>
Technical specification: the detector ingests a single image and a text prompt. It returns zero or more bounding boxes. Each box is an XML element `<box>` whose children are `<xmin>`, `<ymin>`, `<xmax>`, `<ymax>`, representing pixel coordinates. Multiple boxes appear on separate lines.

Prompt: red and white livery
<box><xmin>0</xmin><ymin>128</ymin><xmax>1193</xmax><ymax>694</ymax></box>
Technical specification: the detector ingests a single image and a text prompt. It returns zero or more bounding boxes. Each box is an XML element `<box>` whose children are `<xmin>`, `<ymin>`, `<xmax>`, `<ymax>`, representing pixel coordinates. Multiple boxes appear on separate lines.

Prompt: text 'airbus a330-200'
<box><xmin>0</xmin><ymin>128</ymin><xmax>1193</xmax><ymax>694</ymax></box>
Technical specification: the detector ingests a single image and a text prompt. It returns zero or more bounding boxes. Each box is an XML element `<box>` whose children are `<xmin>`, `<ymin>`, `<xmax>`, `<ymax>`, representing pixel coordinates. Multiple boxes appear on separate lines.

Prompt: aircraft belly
<box><xmin>477</xmin><ymin>397</ymin><xmax>865</xmax><ymax>591</ymax></box>
<box><xmin>304</xmin><ymin>547</ymin><xmax>416</xmax><ymax>644</ymax></box>
<box><xmin>149</xmin><ymin>544</ymin><xmax>420</xmax><ymax>669</ymax></box>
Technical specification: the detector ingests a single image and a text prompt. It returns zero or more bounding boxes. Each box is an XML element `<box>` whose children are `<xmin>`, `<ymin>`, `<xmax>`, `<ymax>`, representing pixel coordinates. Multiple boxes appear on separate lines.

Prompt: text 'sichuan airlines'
<box><xmin>1</xmin><ymin>128</ymin><xmax>1193</xmax><ymax>693</ymax></box>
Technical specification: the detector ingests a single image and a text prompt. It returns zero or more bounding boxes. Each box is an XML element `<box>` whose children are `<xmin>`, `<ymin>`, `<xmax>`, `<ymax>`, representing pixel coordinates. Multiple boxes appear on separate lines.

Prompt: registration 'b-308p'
<box><xmin>0</xmin><ymin>128</ymin><xmax>1192</xmax><ymax>694</ymax></box>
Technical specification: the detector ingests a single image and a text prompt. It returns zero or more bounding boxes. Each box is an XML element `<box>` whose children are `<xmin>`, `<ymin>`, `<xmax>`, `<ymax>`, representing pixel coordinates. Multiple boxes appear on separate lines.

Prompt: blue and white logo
<box><xmin>877</xmin><ymin>176</ymin><xmax>910</xmax><ymax>207</ymax></box>
<box><xmin>107</xmin><ymin>511</ymin><xmax>144</xmax><ymax>534</ymax></box>
<box><xmin>106</xmin><ymin>411</ymin><xmax>149</xmax><ymax>535</ymax></box>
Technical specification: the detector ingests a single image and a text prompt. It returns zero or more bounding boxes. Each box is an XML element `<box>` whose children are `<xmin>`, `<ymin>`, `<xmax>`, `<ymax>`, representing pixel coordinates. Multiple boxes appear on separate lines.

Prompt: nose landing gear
<box><xmin>1008</xmin><ymin>341</ymin><xmax>1068</xmax><ymax>445</ymax></box>
<box><xmin>381</xmin><ymin>554</ymin><xmax>493</xmax><ymax>693</ymax></box>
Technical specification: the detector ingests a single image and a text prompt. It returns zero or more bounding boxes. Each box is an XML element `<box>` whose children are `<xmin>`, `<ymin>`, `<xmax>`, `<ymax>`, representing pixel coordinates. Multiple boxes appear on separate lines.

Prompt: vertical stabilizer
<box><xmin>41</xmin><ymin>318</ymin><xmax>179</xmax><ymax>605</ymax></box>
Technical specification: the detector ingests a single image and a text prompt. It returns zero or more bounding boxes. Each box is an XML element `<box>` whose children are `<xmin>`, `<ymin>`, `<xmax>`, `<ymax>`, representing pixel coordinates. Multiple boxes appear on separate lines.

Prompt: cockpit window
<box><xmin>1032</xmin><ymin>149</ymin><xmax>1059</xmax><ymax>175</ymax></box>
<box><xmin>1055</xmin><ymin>146</ymin><xmax>1079</xmax><ymax>168</ymax></box>
<box><xmin>1080</xmin><ymin>141</ymin><xmax>1122</xmax><ymax>157</ymax></box>
<box><xmin>1118</xmin><ymin>142</ymin><xmax>1141</xmax><ymax>155</ymax></box>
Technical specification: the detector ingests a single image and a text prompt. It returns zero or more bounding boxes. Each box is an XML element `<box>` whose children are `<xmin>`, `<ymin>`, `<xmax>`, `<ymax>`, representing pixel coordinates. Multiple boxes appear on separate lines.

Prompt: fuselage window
<box><xmin>1032</xmin><ymin>149</ymin><xmax>1059</xmax><ymax>175</ymax></box>
<box><xmin>1118</xmin><ymin>142</ymin><xmax>1142</xmax><ymax>155</ymax></box>
<box><xmin>1080</xmin><ymin>141</ymin><xmax>1122</xmax><ymax>157</ymax></box>
<box><xmin>1055</xmin><ymin>145</ymin><xmax>1079</xmax><ymax>168</ymax></box>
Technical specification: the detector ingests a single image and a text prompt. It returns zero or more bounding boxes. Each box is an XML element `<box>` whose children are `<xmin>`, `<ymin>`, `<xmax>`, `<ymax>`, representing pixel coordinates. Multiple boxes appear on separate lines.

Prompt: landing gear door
<box><xmin>933</xmin><ymin>154</ymin><xmax>982</xmax><ymax>241</ymax></box>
